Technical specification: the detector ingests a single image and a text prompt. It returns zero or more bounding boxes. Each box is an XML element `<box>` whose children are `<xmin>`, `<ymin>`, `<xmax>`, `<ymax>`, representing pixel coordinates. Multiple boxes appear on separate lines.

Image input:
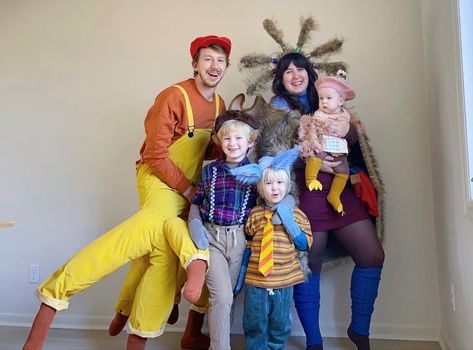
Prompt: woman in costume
<box><xmin>240</xmin><ymin>17</ymin><xmax>385</xmax><ymax>350</ymax></box>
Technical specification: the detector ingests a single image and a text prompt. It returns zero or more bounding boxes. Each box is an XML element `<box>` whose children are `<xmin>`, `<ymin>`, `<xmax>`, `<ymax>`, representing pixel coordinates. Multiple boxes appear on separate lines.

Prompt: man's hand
<box><xmin>182</xmin><ymin>185</ymin><xmax>196</xmax><ymax>203</ymax></box>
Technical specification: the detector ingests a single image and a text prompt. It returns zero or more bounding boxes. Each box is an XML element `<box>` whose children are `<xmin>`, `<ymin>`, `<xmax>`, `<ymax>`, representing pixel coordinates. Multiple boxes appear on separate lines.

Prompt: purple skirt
<box><xmin>295</xmin><ymin>168</ymin><xmax>369</xmax><ymax>232</ymax></box>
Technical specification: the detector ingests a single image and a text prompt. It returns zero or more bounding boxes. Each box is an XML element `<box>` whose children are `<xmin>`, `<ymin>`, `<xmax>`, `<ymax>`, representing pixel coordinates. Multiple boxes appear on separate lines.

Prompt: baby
<box><xmin>298</xmin><ymin>75</ymin><xmax>356</xmax><ymax>214</ymax></box>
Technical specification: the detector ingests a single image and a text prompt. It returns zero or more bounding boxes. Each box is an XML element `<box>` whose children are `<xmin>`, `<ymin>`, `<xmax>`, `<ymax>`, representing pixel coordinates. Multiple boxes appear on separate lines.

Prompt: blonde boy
<box><xmin>188</xmin><ymin>110</ymin><xmax>260</xmax><ymax>350</ymax></box>
<box><xmin>231</xmin><ymin>147</ymin><xmax>313</xmax><ymax>350</ymax></box>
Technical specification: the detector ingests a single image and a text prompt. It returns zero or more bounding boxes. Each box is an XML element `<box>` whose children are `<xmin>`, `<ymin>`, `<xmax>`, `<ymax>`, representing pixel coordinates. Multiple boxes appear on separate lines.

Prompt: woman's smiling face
<box><xmin>282</xmin><ymin>62</ymin><xmax>309</xmax><ymax>96</ymax></box>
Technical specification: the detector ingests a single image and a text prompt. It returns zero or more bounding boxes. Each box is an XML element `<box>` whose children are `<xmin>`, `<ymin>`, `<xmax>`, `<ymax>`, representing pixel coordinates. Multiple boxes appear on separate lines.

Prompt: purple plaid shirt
<box><xmin>192</xmin><ymin>158</ymin><xmax>257</xmax><ymax>226</ymax></box>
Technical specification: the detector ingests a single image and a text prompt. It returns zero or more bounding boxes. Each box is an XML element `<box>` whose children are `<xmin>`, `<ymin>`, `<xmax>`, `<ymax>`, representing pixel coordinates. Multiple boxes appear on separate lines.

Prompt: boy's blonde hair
<box><xmin>256</xmin><ymin>167</ymin><xmax>291</xmax><ymax>199</ymax></box>
<box><xmin>216</xmin><ymin>119</ymin><xmax>259</xmax><ymax>144</ymax></box>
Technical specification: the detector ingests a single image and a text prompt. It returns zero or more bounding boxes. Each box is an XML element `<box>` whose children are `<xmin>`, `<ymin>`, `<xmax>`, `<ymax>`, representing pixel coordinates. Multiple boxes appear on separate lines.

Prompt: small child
<box><xmin>298</xmin><ymin>75</ymin><xmax>356</xmax><ymax>214</ymax></box>
<box><xmin>231</xmin><ymin>147</ymin><xmax>313</xmax><ymax>350</ymax></box>
<box><xmin>188</xmin><ymin>110</ymin><xmax>260</xmax><ymax>350</ymax></box>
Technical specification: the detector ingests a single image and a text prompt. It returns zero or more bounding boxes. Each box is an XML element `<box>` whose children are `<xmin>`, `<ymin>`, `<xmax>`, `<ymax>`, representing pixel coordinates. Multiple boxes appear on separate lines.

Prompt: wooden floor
<box><xmin>0</xmin><ymin>326</ymin><xmax>441</xmax><ymax>350</ymax></box>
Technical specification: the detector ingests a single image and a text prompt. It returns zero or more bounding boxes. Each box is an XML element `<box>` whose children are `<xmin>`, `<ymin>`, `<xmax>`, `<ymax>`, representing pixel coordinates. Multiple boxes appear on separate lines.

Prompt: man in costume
<box><xmin>23</xmin><ymin>35</ymin><xmax>231</xmax><ymax>350</ymax></box>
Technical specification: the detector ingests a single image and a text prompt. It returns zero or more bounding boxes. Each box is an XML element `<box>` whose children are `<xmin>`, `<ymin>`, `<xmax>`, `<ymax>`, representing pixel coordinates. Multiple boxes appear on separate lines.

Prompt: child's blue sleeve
<box><xmin>277</xmin><ymin>204</ymin><xmax>309</xmax><ymax>251</ymax></box>
<box><xmin>233</xmin><ymin>246</ymin><xmax>251</xmax><ymax>296</ymax></box>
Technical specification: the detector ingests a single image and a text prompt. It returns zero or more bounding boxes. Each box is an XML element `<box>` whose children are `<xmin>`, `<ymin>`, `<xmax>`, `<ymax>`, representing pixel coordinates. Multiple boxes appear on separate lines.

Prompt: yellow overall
<box><xmin>36</xmin><ymin>85</ymin><xmax>218</xmax><ymax>337</ymax></box>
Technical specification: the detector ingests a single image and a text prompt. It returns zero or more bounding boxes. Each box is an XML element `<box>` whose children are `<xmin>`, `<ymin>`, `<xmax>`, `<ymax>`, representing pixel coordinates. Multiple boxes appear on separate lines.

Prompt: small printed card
<box><xmin>323</xmin><ymin>135</ymin><xmax>348</xmax><ymax>154</ymax></box>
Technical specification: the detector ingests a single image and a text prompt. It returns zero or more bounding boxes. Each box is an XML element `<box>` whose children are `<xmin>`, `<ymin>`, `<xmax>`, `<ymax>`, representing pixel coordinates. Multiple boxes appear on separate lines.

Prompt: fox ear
<box><xmin>211</xmin><ymin>134</ymin><xmax>220</xmax><ymax>146</ymax></box>
<box><xmin>228</xmin><ymin>93</ymin><xmax>246</xmax><ymax>111</ymax></box>
<box><xmin>228</xmin><ymin>93</ymin><xmax>267</xmax><ymax>120</ymax></box>
<box><xmin>244</xmin><ymin>95</ymin><xmax>266</xmax><ymax>120</ymax></box>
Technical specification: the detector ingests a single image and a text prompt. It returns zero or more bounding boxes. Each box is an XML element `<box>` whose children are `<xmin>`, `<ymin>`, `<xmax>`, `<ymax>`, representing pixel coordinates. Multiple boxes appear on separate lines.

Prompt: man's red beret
<box><xmin>190</xmin><ymin>35</ymin><xmax>231</xmax><ymax>59</ymax></box>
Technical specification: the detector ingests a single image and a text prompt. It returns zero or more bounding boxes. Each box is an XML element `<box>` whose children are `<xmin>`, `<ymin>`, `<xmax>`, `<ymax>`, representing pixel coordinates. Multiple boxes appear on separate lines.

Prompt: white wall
<box><xmin>421</xmin><ymin>0</ymin><xmax>473</xmax><ymax>349</ymax></box>
<box><xmin>0</xmin><ymin>0</ymin><xmax>441</xmax><ymax>341</ymax></box>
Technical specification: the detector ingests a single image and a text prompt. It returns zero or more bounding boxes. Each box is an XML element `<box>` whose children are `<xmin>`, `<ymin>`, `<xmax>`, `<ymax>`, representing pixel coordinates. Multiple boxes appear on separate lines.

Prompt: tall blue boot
<box><xmin>293</xmin><ymin>273</ymin><xmax>323</xmax><ymax>350</ymax></box>
<box><xmin>348</xmin><ymin>266</ymin><xmax>382</xmax><ymax>350</ymax></box>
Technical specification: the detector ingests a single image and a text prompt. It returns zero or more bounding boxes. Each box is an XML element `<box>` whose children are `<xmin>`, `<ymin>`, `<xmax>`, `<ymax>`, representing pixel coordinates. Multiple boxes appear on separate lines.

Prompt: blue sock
<box><xmin>293</xmin><ymin>273</ymin><xmax>322</xmax><ymax>346</ymax></box>
<box><xmin>349</xmin><ymin>266</ymin><xmax>382</xmax><ymax>336</ymax></box>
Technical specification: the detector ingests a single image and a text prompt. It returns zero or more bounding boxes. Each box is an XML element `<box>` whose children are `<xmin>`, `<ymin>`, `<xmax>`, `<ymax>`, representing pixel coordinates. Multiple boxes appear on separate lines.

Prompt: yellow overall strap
<box><xmin>173</xmin><ymin>84</ymin><xmax>220</xmax><ymax>136</ymax></box>
<box><xmin>214</xmin><ymin>93</ymin><xmax>220</xmax><ymax>117</ymax></box>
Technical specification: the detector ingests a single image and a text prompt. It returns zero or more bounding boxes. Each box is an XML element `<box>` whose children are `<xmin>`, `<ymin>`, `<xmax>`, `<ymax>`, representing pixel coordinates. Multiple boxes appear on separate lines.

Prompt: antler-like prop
<box><xmin>245</xmin><ymin>69</ymin><xmax>274</xmax><ymax>96</ymax></box>
<box><xmin>263</xmin><ymin>18</ymin><xmax>292</xmax><ymax>52</ymax></box>
<box><xmin>296</xmin><ymin>16</ymin><xmax>318</xmax><ymax>50</ymax></box>
<box><xmin>309</xmin><ymin>38</ymin><xmax>344</xmax><ymax>59</ymax></box>
<box><xmin>240</xmin><ymin>16</ymin><xmax>349</xmax><ymax>95</ymax></box>
<box><xmin>240</xmin><ymin>53</ymin><xmax>273</xmax><ymax>70</ymax></box>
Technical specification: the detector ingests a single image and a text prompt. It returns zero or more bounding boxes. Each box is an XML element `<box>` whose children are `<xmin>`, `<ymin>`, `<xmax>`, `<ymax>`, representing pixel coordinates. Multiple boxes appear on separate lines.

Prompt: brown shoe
<box><xmin>126</xmin><ymin>334</ymin><xmax>147</xmax><ymax>350</ymax></box>
<box><xmin>108</xmin><ymin>312</ymin><xmax>129</xmax><ymax>336</ymax></box>
<box><xmin>167</xmin><ymin>304</ymin><xmax>179</xmax><ymax>325</ymax></box>
<box><xmin>180</xmin><ymin>309</ymin><xmax>210</xmax><ymax>350</ymax></box>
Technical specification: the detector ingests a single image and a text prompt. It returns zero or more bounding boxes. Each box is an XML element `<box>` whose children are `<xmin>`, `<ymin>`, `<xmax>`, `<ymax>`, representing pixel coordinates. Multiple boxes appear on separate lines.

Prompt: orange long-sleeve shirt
<box><xmin>138</xmin><ymin>78</ymin><xmax>225</xmax><ymax>193</ymax></box>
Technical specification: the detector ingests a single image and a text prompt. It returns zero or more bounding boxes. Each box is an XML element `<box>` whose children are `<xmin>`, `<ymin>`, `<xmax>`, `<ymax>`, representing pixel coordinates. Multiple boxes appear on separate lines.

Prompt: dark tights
<box><xmin>308</xmin><ymin>219</ymin><xmax>385</xmax><ymax>274</ymax></box>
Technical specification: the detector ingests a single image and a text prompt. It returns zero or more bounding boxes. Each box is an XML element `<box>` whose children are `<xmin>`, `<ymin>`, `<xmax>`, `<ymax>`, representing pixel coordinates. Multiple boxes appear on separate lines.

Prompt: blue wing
<box><xmin>230</xmin><ymin>164</ymin><xmax>262</xmax><ymax>185</ymax></box>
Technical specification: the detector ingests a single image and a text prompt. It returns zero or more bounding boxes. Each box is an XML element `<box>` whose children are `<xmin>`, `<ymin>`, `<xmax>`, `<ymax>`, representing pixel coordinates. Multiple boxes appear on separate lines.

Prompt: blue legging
<box><xmin>294</xmin><ymin>219</ymin><xmax>384</xmax><ymax>346</ymax></box>
<box><xmin>293</xmin><ymin>273</ymin><xmax>322</xmax><ymax>346</ymax></box>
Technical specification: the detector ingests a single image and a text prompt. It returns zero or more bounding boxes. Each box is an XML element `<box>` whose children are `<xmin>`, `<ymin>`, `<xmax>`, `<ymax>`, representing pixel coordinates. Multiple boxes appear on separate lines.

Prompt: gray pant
<box><xmin>204</xmin><ymin>223</ymin><xmax>246</xmax><ymax>350</ymax></box>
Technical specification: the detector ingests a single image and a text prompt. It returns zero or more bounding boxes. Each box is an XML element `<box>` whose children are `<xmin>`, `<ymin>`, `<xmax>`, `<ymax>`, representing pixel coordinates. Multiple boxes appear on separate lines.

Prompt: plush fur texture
<box><xmin>254</xmin><ymin>104</ymin><xmax>302</xmax><ymax>159</ymax></box>
<box><xmin>296</xmin><ymin>17</ymin><xmax>318</xmax><ymax>50</ymax></box>
<box><xmin>298</xmin><ymin>114</ymin><xmax>326</xmax><ymax>158</ymax></box>
<box><xmin>255</xmin><ymin>101</ymin><xmax>385</xmax><ymax>267</ymax></box>
<box><xmin>309</xmin><ymin>38</ymin><xmax>344</xmax><ymax>59</ymax></box>
<box><xmin>253</xmin><ymin>103</ymin><xmax>303</xmax><ymax>201</ymax></box>
<box><xmin>352</xmin><ymin>116</ymin><xmax>385</xmax><ymax>242</ymax></box>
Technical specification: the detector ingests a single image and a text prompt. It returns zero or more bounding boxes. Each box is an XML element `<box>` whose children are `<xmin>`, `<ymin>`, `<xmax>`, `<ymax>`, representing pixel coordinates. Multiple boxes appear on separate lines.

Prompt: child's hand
<box><xmin>188</xmin><ymin>204</ymin><xmax>210</xmax><ymax>249</ymax></box>
<box><xmin>189</xmin><ymin>219</ymin><xmax>211</xmax><ymax>249</ymax></box>
<box><xmin>277</xmin><ymin>204</ymin><xmax>309</xmax><ymax>251</ymax></box>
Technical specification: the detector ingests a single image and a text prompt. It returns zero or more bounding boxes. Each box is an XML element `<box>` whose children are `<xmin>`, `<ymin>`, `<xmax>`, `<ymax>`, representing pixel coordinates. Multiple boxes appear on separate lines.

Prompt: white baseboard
<box><xmin>439</xmin><ymin>328</ymin><xmax>452</xmax><ymax>350</ymax></box>
<box><xmin>1</xmin><ymin>312</ymin><xmax>440</xmax><ymax>343</ymax></box>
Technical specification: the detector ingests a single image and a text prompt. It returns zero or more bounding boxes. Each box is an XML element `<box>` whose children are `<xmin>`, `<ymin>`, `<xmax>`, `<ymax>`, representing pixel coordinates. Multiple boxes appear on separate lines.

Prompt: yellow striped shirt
<box><xmin>244</xmin><ymin>205</ymin><xmax>312</xmax><ymax>288</ymax></box>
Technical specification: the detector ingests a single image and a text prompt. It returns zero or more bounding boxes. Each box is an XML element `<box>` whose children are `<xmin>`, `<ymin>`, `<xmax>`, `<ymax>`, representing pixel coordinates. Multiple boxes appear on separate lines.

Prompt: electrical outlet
<box><xmin>29</xmin><ymin>264</ymin><xmax>40</xmax><ymax>284</ymax></box>
<box><xmin>450</xmin><ymin>283</ymin><xmax>456</xmax><ymax>311</ymax></box>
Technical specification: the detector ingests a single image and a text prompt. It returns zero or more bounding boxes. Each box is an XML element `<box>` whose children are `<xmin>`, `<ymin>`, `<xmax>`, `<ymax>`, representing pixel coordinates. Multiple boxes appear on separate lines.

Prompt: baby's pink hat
<box><xmin>315</xmin><ymin>76</ymin><xmax>356</xmax><ymax>101</ymax></box>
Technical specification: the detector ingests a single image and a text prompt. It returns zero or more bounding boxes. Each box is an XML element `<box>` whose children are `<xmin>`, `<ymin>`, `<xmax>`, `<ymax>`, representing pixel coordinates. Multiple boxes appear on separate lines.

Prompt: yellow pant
<box><xmin>36</xmin><ymin>164</ymin><xmax>208</xmax><ymax>337</ymax></box>
<box><xmin>114</xmin><ymin>252</ymin><xmax>209</xmax><ymax>319</ymax></box>
<box><xmin>127</xmin><ymin>216</ymin><xmax>208</xmax><ymax>337</ymax></box>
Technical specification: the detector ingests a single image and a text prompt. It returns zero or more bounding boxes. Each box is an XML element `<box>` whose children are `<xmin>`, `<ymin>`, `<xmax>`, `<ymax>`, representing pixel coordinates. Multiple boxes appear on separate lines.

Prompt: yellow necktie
<box><xmin>258</xmin><ymin>211</ymin><xmax>274</xmax><ymax>277</ymax></box>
